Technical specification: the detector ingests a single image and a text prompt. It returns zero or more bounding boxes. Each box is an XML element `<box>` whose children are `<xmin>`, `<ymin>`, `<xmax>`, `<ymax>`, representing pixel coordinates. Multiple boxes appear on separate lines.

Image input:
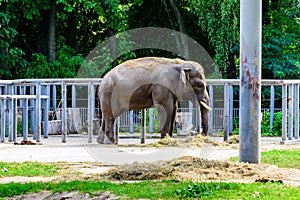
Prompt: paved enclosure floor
<box><xmin>0</xmin><ymin>135</ymin><xmax>281</xmax><ymax>165</ymax></box>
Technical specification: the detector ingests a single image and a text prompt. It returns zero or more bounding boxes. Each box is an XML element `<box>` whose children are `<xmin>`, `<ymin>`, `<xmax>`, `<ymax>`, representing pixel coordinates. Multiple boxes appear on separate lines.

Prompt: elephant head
<box><xmin>174</xmin><ymin>62</ymin><xmax>211</xmax><ymax>135</ymax></box>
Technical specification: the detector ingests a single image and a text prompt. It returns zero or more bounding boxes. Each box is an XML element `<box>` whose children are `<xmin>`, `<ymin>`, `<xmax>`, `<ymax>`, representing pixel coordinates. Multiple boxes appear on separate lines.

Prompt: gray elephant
<box><xmin>97</xmin><ymin>57</ymin><xmax>211</xmax><ymax>144</ymax></box>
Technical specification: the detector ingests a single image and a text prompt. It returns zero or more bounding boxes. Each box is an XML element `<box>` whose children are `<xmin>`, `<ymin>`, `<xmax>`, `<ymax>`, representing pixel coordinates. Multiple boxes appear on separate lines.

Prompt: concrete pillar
<box><xmin>239</xmin><ymin>0</ymin><xmax>262</xmax><ymax>164</ymax></box>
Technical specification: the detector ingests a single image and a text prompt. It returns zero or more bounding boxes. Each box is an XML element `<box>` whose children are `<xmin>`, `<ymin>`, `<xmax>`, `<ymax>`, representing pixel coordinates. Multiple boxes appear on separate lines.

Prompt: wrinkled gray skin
<box><xmin>97</xmin><ymin>57</ymin><xmax>210</xmax><ymax>144</ymax></box>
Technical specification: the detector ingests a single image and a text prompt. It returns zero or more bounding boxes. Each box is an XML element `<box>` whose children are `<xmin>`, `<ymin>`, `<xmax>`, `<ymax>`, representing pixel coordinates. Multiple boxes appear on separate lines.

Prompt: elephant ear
<box><xmin>180</xmin><ymin>67</ymin><xmax>192</xmax><ymax>84</ymax></box>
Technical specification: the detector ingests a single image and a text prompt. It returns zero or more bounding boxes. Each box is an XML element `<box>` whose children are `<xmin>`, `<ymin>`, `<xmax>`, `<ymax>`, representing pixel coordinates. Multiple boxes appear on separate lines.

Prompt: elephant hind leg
<box><xmin>105</xmin><ymin>117</ymin><xmax>117</xmax><ymax>144</ymax></box>
<box><xmin>97</xmin><ymin>119</ymin><xmax>105</xmax><ymax>144</ymax></box>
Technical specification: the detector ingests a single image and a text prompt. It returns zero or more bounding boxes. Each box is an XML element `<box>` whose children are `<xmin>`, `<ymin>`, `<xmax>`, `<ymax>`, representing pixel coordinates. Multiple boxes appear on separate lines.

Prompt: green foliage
<box><xmin>24</xmin><ymin>43</ymin><xmax>84</xmax><ymax>78</ymax></box>
<box><xmin>175</xmin><ymin>182</ymin><xmax>235</xmax><ymax>198</ymax></box>
<box><xmin>188</xmin><ymin>0</ymin><xmax>239</xmax><ymax>77</ymax></box>
<box><xmin>262</xmin><ymin>6</ymin><xmax>300</xmax><ymax>79</ymax></box>
<box><xmin>232</xmin><ymin>110</ymin><xmax>283</xmax><ymax>136</ymax></box>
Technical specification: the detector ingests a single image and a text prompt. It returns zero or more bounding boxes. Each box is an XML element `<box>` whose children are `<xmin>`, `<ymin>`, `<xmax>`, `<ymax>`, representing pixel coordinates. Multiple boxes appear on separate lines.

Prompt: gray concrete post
<box><xmin>239</xmin><ymin>0</ymin><xmax>262</xmax><ymax>163</ymax></box>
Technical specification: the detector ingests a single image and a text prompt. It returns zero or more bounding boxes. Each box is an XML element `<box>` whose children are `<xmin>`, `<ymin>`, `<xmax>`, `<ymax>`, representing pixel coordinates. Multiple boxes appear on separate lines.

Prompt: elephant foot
<box><xmin>97</xmin><ymin>136</ymin><xmax>104</xmax><ymax>144</ymax></box>
<box><xmin>201</xmin><ymin>132</ymin><xmax>208</xmax><ymax>136</ymax></box>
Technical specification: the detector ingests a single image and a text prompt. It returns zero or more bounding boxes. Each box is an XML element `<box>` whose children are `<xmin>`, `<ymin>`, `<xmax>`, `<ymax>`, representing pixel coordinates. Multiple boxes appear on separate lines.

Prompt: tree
<box><xmin>187</xmin><ymin>0</ymin><xmax>240</xmax><ymax>78</ymax></box>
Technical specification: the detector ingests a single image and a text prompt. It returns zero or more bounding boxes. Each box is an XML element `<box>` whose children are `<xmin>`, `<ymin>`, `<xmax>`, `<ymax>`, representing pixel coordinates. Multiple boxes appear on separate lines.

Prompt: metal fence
<box><xmin>0</xmin><ymin>79</ymin><xmax>299</xmax><ymax>144</ymax></box>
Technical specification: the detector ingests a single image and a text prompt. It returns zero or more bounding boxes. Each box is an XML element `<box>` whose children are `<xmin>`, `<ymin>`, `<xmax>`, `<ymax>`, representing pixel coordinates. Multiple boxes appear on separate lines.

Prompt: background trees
<box><xmin>0</xmin><ymin>0</ymin><xmax>299</xmax><ymax>79</ymax></box>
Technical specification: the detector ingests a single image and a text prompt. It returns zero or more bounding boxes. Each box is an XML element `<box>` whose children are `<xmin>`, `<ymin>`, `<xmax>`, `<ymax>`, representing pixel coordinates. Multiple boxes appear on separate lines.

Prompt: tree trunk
<box><xmin>37</xmin><ymin>9</ymin><xmax>49</xmax><ymax>56</ymax></box>
<box><xmin>48</xmin><ymin>0</ymin><xmax>56</xmax><ymax>63</ymax></box>
<box><xmin>226</xmin><ymin>51</ymin><xmax>237</xmax><ymax>79</ymax></box>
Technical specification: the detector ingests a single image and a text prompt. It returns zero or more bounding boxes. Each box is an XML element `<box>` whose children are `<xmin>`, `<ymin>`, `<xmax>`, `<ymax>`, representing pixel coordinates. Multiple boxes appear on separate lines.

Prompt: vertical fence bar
<box><xmin>149</xmin><ymin>108</ymin><xmax>153</xmax><ymax>133</ymax></box>
<box><xmin>72</xmin><ymin>85</ymin><xmax>76</xmax><ymax>108</ymax></box>
<box><xmin>13</xmin><ymin>96</ymin><xmax>17</xmax><ymax>142</ymax></box>
<box><xmin>21</xmin><ymin>86</ymin><xmax>28</xmax><ymax>140</ymax></box>
<box><xmin>0</xmin><ymin>97</ymin><xmax>6</xmax><ymax>142</ymax></box>
<box><xmin>23</xmin><ymin>98</ymin><xmax>29</xmax><ymax>141</ymax></box>
<box><xmin>30</xmin><ymin>86</ymin><xmax>36</xmax><ymax>139</ymax></box>
<box><xmin>8</xmin><ymin>86</ymin><xmax>13</xmax><ymax>142</ymax></box>
<box><xmin>129</xmin><ymin>110</ymin><xmax>134</xmax><ymax>134</ymax></box>
<box><xmin>61</xmin><ymin>82</ymin><xmax>67</xmax><ymax>143</ymax></box>
<box><xmin>288</xmin><ymin>84</ymin><xmax>294</xmax><ymax>140</ymax></box>
<box><xmin>208</xmin><ymin>85</ymin><xmax>214</xmax><ymax>134</ymax></box>
<box><xmin>87</xmin><ymin>83</ymin><xmax>94</xmax><ymax>143</ymax></box>
<box><xmin>294</xmin><ymin>84</ymin><xmax>299</xmax><ymax>139</ymax></box>
<box><xmin>115</xmin><ymin>117</ymin><xmax>119</xmax><ymax>143</ymax></box>
<box><xmin>42</xmin><ymin>86</ymin><xmax>49</xmax><ymax>138</ymax></box>
<box><xmin>52</xmin><ymin>84</ymin><xmax>57</xmax><ymax>111</ymax></box>
<box><xmin>141</xmin><ymin>109</ymin><xmax>146</xmax><ymax>144</ymax></box>
<box><xmin>282</xmin><ymin>84</ymin><xmax>287</xmax><ymax>141</ymax></box>
<box><xmin>270</xmin><ymin>85</ymin><xmax>275</xmax><ymax>134</ymax></box>
<box><xmin>36</xmin><ymin>82</ymin><xmax>41</xmax><ymax>142</ymax></box>
<box><xmin>229</xmin><ymin>85</ymin><xmax>234</xmax><ymax>135</ymax></box>
<box><xmin>223</xmin><ymin>83</ymin><xmax>229</xmax><ymax>141</ymax></box>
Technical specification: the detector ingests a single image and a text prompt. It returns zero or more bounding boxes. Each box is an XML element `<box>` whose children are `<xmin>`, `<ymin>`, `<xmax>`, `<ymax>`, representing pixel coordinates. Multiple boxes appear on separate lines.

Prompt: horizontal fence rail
<box><xmin>0</xmin><ymin>79</ymin><xmax>299</xmax><ymax>144</ymax></box>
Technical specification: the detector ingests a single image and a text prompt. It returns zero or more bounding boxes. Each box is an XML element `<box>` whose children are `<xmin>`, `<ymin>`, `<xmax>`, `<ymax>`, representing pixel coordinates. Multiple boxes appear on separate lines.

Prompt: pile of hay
<box><xmin>156</xmin><ymin>135</ymin><xmax>220</xmax><ymax>148</ymax></box>
<box><xmin>106</xmin><ymin>156</ymin><xmax>281</xmax><ymax>182</ymax></box>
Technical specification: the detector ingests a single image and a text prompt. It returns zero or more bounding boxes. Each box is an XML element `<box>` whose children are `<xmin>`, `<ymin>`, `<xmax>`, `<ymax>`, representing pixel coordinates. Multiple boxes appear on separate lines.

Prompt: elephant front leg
<box><xmin>200</xmin><ymin>106</ymin><xmax>209</xmax><ymax>136</ymax></box>
<box><xmin>156</xmin><ymin>103</ymin><xmax>174</xmax><ymax>139</ymax></box>
<box><xmin>168</xmin><ymin>100</ymin><xmax>178</xmax><ymax>137</ymax></box>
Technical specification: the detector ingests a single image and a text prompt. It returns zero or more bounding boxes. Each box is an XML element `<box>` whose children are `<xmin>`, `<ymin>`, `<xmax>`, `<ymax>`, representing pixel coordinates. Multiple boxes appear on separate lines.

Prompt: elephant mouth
<box><xmin>200</xmin><ymin>101</ymin><xmax>212</xmax><ymax>111</ymax></box>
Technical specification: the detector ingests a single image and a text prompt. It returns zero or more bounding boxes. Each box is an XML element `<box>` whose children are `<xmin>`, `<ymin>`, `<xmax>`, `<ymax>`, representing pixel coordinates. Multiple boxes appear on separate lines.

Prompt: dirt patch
<box><xmin>6</xmin><ymin>190</ymin><xmax>118</xmax><ymax>200</ymax></box>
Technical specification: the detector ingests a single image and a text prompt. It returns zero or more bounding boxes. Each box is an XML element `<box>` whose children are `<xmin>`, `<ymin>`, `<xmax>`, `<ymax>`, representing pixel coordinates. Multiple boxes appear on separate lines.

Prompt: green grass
<box><xmin>229</xmin><ymin>150</ymin><xmax>300</xmax><ymax>169</ymax></box>
<box><xmin>0</xmin><ymin>161</ymin><xmax>61</xmax><ymax>177</ymax></box>
<box><xmin>0</xmin><ymin>180</ymin><xmax>299</xmax><ymax>199</ymax></box>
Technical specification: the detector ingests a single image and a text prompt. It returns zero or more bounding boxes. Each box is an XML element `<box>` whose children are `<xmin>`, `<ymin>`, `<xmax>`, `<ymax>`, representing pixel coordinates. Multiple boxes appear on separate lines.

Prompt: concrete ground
<box><xmin>0</xmin><ymin>135</ymin><xmax>281</xmax><ymax>165</ymax></box>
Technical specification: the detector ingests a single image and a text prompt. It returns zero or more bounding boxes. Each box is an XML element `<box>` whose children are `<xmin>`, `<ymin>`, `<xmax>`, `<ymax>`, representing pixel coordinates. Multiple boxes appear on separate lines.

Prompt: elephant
<box><xmin>97</xmin><ymin>57</ymin><xmax>211</xmax><ymax>144</ymax></box>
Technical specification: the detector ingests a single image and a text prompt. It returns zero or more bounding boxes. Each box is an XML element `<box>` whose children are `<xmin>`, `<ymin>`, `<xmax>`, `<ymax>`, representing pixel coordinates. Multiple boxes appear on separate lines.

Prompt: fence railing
<box><xmin>0</xmin><ymin>79</ymin><xmax>299</xmax><ymax>144</ymax></box>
